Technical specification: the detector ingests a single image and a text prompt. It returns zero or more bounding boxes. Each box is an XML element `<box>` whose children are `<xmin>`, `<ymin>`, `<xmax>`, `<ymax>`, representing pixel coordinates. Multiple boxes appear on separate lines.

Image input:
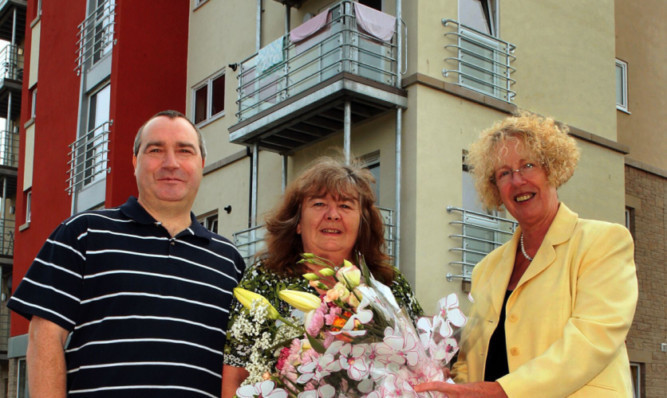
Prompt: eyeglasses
<box><xmin>492</xmin><ymin>163</ymin><xmax>540</xmax><ymax>185</ymax></box>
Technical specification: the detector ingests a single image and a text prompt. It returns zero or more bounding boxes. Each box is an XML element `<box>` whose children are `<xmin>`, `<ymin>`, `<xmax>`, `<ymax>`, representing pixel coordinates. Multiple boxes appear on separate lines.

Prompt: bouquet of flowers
<box><xmin>231</xmin><ymin>255</ymin><xmax>466</xmax><ymax>398</ymax></box>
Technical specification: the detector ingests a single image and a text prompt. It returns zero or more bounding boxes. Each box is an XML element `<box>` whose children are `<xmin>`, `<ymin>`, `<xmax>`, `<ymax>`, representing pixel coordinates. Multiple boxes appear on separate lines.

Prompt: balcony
<box><xmin>234</xmin><ymin>207</ymin><xmax>396</xmax><ymax>265</ymax></box>
<box><xmin>442</xmin><ymin>19</ymin><xmax>516</xmax><ymax>102</ymax></box>
<box><xmin>66</xmin><ymin>121</ymin><xmax>111</xmax><ymax>195</ymax></box>
<box><xmin>0</xmin><ymin>0</ymin><xmax>26</xmax><ymax>44</ymax></box>
<box><xmin>229</xmin><ymin>0</ymin><xmax>406</xmax><ymax>154</ymax></box>
<box><xmin>75</xmin><ymin>0</ymin><xmax>115</xmax><ymax>75</ymax></box>
<box><xmin>0</xmin><ymin>129</ymin><xmax>18</xmax><ymax>169</ymax></box>
<box><xmin>0</xmin><ymin>217</ymin><xmax>13</xmax><ymax>258</ymax></box>
<box><xmin>0</xmin><ymin>43</ymin><xmax>22</xmax><ymax>120</ymax></box>
<box><xmin>446</xmin><ymin>206</ymin><xmax>516</xmax><ymax>282</ymax></box>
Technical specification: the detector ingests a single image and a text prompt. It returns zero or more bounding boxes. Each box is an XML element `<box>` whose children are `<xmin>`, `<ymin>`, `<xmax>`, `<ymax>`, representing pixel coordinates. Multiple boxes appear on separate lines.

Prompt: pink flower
<box><xmin>338</xmin><ymin>343</ymin><xmax>370</xmax><ymax>380</ymax></box>
<box><xmin>305</xmin><ymin>303</ymin><xmax>326</xmax><ymax>336</ymax></box>
<box><xmin>236</xmin><ymin>380</ymin><xmax>287</xmax><ymax>398</ymax></box>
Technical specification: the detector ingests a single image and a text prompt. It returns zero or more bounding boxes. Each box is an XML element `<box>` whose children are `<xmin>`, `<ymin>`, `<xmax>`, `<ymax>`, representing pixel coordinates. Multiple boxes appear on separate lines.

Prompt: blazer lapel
<box><xmin>516</xmin><ymin>203</ymin><xmax>578</xmax><ymax>287</ymax></box>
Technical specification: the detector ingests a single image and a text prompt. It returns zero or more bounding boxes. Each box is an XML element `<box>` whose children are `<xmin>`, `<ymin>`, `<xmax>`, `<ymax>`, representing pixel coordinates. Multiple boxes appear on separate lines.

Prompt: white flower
<box><xmin>376</xmin><ymin>326</ymin><xmax>419</xmax><ymax>367</ymax></box>
<box><xmin>297</xmin><ymin>384</ymin><xmax>335</xmax><ymax>398</ymax></box>
<box><xmin>237</xmin><ymin>380</ymin><xmax>287</xmax><ymax>398</ymax></box>
<box><xmin>433</xmin><ymin>293</ymin><xmax>467</xmax><ymax>338</ymax></box>
<box><xmin>339</xmin><ymin>343</ymin><xmax>370</xmax><ymax>380</ymax></box>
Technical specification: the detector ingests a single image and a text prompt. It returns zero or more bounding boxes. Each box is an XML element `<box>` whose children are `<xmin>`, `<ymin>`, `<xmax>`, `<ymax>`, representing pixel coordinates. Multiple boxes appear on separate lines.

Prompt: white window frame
<box><xmin>192</xmin><ymin>70</ymin><xmax>226</xmax><ymax>127</ymax></box>
<box><xmin>194</xmin><ymin>0</ymin><xmax>208</xmax><ymax>9</ymax></box>
<box><xmin>616</xmin><ymin>59</ymin><xmax>629</xmax><ymax>113</ymax></box>
<box><xmin>199</xmin><ymin>212</ymin><xmax>219</xmax><ymax>234</ymax></box>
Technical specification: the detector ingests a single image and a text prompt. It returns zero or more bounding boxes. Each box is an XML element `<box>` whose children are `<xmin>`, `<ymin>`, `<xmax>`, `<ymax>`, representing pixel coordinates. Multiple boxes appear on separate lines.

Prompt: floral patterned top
<box><xmin>223</xmin><ymin>262</ymin><xmax>424</xmax><ymax>367</ymax></box>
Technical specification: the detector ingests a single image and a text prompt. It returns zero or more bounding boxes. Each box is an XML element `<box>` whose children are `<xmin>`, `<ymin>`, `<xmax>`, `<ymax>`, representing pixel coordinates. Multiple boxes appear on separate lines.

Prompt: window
<box><xmin>84</xmin><ymin>84</ymin><xmax>111</xmax><ymax>186</ymax></box>
<box><xmin>625</xmin><ymin>206</ymin><xmax>635</xmax><ymax>238</ymax></box>
<box><xmin>193</xmin><ymin>71</ymin><xmax>225</xmax><ymax>125</ymax></box>
<box><xmin>361</xmin><ymin>151</ymin><xmax>380</xmax><ymax>203</ymax></box>
<box><xmin>25</xmin><ymin>190</ymin><xmax>31</xmax><ymax>224</ymax></box>
<box><xmin>630</xmin><ymin>362</ymin><xmax>641</xmax><ymax>398</ymax></box>
<box><xmin>194</xmin><ymin>0</ymin><xmax>208</xmax><ymax>8</ymax></box>
<box><xmin>17</xmin><ymin>358</ymin><xmax>28</xmax><ymax>398</ymax></box>
<box><xmin>459</xmin><ymin>0</ymin><xmax>497</xmax><ymax>36</ymax></box>
<box><xmin>30</xmin><ymin>87</ymin><xmax>37</xmax><ymax>119</ymax></box>
<box><xmin>200</xmin><ymin>213</ymin><xmax>219</xmax><ymax>234</ymax></box>
<box><xmin>359</xmin><ymin>0</ymin><xmax>382</xmax><ymax>10</ymax></box>
<box><xmin>616</xmin><ymin>59</ymin><xmax>629</xmax><ymax>112</ymax></box>
<box><xmin>92</xmin><ymin>0</ymin><xmax>115</xmax><ymax>64</ymax></box>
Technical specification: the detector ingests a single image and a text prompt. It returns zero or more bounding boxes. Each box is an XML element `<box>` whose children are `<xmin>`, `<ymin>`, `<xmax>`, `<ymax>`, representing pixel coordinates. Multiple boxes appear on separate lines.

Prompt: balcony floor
<box><xmin>229</xmin><ymin>72</ymin><xmax>407</xmax><ymax>154</ymax></box>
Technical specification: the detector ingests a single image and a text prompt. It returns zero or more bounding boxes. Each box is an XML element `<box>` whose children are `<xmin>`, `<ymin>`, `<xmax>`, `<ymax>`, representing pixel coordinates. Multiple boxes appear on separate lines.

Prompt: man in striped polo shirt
<box><xmin>8</xmin><ymin>110</ymin><xmax>246</xmax><ymax>397</ymax></box>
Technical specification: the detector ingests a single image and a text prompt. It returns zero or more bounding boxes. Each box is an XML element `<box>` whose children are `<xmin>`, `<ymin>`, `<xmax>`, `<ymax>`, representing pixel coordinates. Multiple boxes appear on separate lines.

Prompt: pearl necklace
<box><xmin>520</xmin><ymin>233</ymin><xmax>533</xmax><ymax>262</ymax></box>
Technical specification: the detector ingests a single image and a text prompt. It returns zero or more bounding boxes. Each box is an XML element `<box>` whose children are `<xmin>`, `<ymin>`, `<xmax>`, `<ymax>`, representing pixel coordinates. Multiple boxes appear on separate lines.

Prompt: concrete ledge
<box><xmin>203</xmin><ymin>149</ymin><xmax>247</xmax><ymax>176</ymax></box>
<box><xmin>625</xmin><ymin>157</ymin><xmax>667</xmax><ymax>179</ymax></box>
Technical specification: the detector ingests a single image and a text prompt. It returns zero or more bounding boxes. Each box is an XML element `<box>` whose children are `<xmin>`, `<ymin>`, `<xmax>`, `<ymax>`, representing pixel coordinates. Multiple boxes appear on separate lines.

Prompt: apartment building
<box><xmin>6</xmin><ymin>0</ymin><xmax>190</xmax><ymax>396</ymax></box>
<box><xmin>187</xmin><ymin>0</ymin><xmax>662</xmax><ymax>396</ymax></box>
<box><xmin>615</xmin><ymin>1</ymin><xmax>667</xmax><ymax>397</ymax></box>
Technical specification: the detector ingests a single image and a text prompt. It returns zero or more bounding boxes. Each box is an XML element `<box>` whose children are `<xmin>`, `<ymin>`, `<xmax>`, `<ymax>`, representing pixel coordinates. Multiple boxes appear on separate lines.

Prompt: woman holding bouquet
<box><xmin>416</xmin><ymin>112</ymin><xmax>638</xmax><ymax>397</ymax></box>
<box><xmin>222</xmin><ymin>156</ymin><xmax>423</xmax><ymax>397</ymax></box>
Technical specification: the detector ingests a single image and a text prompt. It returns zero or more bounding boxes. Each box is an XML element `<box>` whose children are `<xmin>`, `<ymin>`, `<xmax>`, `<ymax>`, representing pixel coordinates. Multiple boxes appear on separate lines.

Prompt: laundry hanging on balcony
<box><xmin>257</xmin><ymin>36</ymin><xmax>284</xmax><ymax>74</ymax></box>
<box><xmin>353</xmin><ymin>2</ymin><xmax>396</xmax><ymax>42</ymax></box>
<box><xmin>290</xmin><ymin>9</ymin><xmax>331</xmax><ymax>43</ymax></box>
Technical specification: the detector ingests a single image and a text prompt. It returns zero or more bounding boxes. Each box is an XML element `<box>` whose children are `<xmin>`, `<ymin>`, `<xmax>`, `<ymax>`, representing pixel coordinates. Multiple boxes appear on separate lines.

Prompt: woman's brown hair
<box><xmin>259</xmin><ymin>156</ymin><xmax>394</xmax><ymax>284</ymax></box>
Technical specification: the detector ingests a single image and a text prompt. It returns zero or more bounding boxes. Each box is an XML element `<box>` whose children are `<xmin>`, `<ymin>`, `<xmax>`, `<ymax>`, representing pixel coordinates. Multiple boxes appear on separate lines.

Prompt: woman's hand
<box><xmin>413</xmin><ymin>381</ymin><xmax>507</xmax><ymax>398</ymax></box>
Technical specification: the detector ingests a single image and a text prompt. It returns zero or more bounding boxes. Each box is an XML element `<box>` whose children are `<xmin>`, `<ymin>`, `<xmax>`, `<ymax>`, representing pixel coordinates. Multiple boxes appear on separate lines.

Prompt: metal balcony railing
<box><xmin>66</xmin><ymin>121</ymin><xmax>111</xmax><ymax>195</ymax></box>
<box><xmin>0</xmin><ymin>43</ymin><xmax>23</xmax><ymax>81</ymax></box>
<box><xmin>0</xmin><ymin>129</ymin><xmax>18</xmax><ymax>168</ymax></box>
<box><xmin>0</xmin><ymin>217</ymin><xmax>14</xmax><ymax>256</ymax></box>
<box><xmin>233</xmin><ymin>207</ymin><xmax>396</xmax><ymax>266</ymax></box>
<box><xmin>446</xmin><ymin>206</ymin><xmax>516</xmax><ymax>282</ymax></box>
<box><xmin>236</xmin><ymin>0</ymin><xmax>398</xmax><ymax>121</ymax></box>
<box><xmin>442</xmin><ymin>19</ymin><xmax>516</xmax><ymax>102</ymax></box>
<box><xmin>75</xmin><ymin>0</ymin><xmax>115</xmax><ymax>75</ymax></box>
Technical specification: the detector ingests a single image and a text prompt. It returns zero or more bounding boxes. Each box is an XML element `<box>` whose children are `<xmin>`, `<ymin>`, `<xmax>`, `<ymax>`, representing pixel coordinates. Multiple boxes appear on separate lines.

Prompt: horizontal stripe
<box><xmin>69</xmin><ymin>385</ymin><xmax>216</xmax><ymax>398</ymax></box>
<box><xmin>8</xmin><ymin>296</ymin><xmax>76</xmax><ymax>325</ymax></box>
<box><xmin>79</xmin><ymin>292</ymin><xmax>230</xmax><ymax>314</ymax></box>
<box><xmin>67</xmin><ymin>360</ymin><xmax>221</xmax><ymax>378</ymax></box>
<box><xmin>84</xmin><ymin>269</ymin><xmax>232</xmax><ymax>295</ymax></box>
<box><xmin>46</xmin><ymin>239</ymin><xmax>86</xmax><ymax>261</ymax></box>
<box><xmin>22</xmin><ymin>277</ymin><xmax>81</xmax><ymax>302</ymax></box>
<box><xmin>65</xmin><ymin>337</ymin><xmax>223</xmax><ymax>356</ymax></box>
<box><xmin>73</xmin><ymin>315</ymin><xmax>224</xmax><ymax>335</ymax></box>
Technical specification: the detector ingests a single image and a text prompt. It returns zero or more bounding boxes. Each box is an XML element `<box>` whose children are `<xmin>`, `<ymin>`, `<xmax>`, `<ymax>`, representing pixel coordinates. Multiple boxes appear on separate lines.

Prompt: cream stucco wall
<box><xmin>615</xmin><ymin>0</ymin><xmax>667</xmax><ymax>171</ymax></box>
<box><xmin>503</xmin><ymin>0</ymin><xmax>617</xmax><ymax>138</ymax></box>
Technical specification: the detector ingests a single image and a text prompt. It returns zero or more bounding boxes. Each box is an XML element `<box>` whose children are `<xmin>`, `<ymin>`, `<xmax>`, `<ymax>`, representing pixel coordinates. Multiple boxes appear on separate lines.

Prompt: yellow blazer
<box><xmin>452</xmin><ymin>203</ymin><xmax>637</xmax><ymax>397</ymax></box>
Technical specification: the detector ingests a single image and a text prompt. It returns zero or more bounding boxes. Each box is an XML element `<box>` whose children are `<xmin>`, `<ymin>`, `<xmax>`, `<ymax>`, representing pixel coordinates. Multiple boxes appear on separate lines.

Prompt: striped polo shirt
<box><xmin>8</xmin><ymin>197</ymin><xmax>246</xmax><ymax>397</ymax></box>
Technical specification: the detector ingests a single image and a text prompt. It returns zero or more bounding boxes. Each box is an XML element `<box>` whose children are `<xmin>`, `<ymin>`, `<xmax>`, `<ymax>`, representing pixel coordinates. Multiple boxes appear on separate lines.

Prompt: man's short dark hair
<box><xmin>133</xmin><ymin>110</ymin><xmax>207</xmax><ymax>159</ymax></box>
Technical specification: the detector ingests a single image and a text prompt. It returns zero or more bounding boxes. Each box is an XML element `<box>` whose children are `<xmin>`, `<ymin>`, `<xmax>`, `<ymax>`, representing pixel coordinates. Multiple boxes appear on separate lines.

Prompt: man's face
<box><xmin>133</xmin><ymin>116</ymin><xmax>204</xmax><ymax>212</ymax></box>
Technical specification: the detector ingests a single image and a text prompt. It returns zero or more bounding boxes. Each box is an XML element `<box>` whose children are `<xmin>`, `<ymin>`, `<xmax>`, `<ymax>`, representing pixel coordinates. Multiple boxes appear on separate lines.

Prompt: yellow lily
<box><xmin>279</xmin><ymin>290</ymin><xmax>322</xmax><ymax>312</ymax></box>
<box><xmin>233</xmin><ymin>287</ymin><xmax>280</xmax><ymax>320</ymax></box>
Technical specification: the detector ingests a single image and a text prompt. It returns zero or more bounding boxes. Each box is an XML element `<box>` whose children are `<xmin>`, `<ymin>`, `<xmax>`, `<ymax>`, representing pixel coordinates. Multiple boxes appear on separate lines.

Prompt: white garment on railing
<box><xmin>257</xmin><ymin>36</ymin><xmax>284</xmax><ymax>74</ymax></box>
<box><xmin>290</xmin><ymin>9</ymin><xmax>331</xmax><ymax>43</ymax></box>
<box><xmin>353</xmin><ymin>2</ymin><xmax>396</xmax><ymax>42</ymax></box>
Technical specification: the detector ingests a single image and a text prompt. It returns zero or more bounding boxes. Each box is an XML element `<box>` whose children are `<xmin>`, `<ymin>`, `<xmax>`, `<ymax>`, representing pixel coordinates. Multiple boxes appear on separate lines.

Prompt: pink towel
<box><xmin>290</xmin><ymin>9</ymin><xmax>331</xmax><ymax>43</ymax></box>
<box><xmin>353</xmin><ymin>2</ymin><xmax>396</xmax><ymax>42</ymax></box>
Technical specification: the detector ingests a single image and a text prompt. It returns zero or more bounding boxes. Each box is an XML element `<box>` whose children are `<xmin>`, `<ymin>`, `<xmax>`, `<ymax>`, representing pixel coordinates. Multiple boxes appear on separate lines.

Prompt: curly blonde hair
<box><xmin>466</xmin><ymin>111</ymin><xmax>580</xmax><ymax>210</ymax></box>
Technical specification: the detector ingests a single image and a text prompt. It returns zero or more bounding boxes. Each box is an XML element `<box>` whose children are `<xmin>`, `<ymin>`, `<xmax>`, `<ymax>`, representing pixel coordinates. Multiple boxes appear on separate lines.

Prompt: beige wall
<box><xmin>615</xmin><ymin>0</ymin><xmax>667</xmax><ymax>171</ymax></box>
<box><xmin>503</xmin><ymin>0</ymin><xmax>617</xmax><ymax>138</ymax></box>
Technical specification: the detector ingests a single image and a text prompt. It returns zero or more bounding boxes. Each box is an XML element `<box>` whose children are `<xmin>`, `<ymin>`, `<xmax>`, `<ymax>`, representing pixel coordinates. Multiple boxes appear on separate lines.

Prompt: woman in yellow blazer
<box><xmin>416</xmin><ymin>112</ymin><xmax>637</xmax><ymax>397</ymax></box>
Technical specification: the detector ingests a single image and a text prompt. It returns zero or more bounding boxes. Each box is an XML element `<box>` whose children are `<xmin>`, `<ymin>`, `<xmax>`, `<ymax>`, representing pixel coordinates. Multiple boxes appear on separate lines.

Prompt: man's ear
<box><xmin>132</xmin><ymin>156</ymin><xmax>137</xmax><ymax>173</ymax></box>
